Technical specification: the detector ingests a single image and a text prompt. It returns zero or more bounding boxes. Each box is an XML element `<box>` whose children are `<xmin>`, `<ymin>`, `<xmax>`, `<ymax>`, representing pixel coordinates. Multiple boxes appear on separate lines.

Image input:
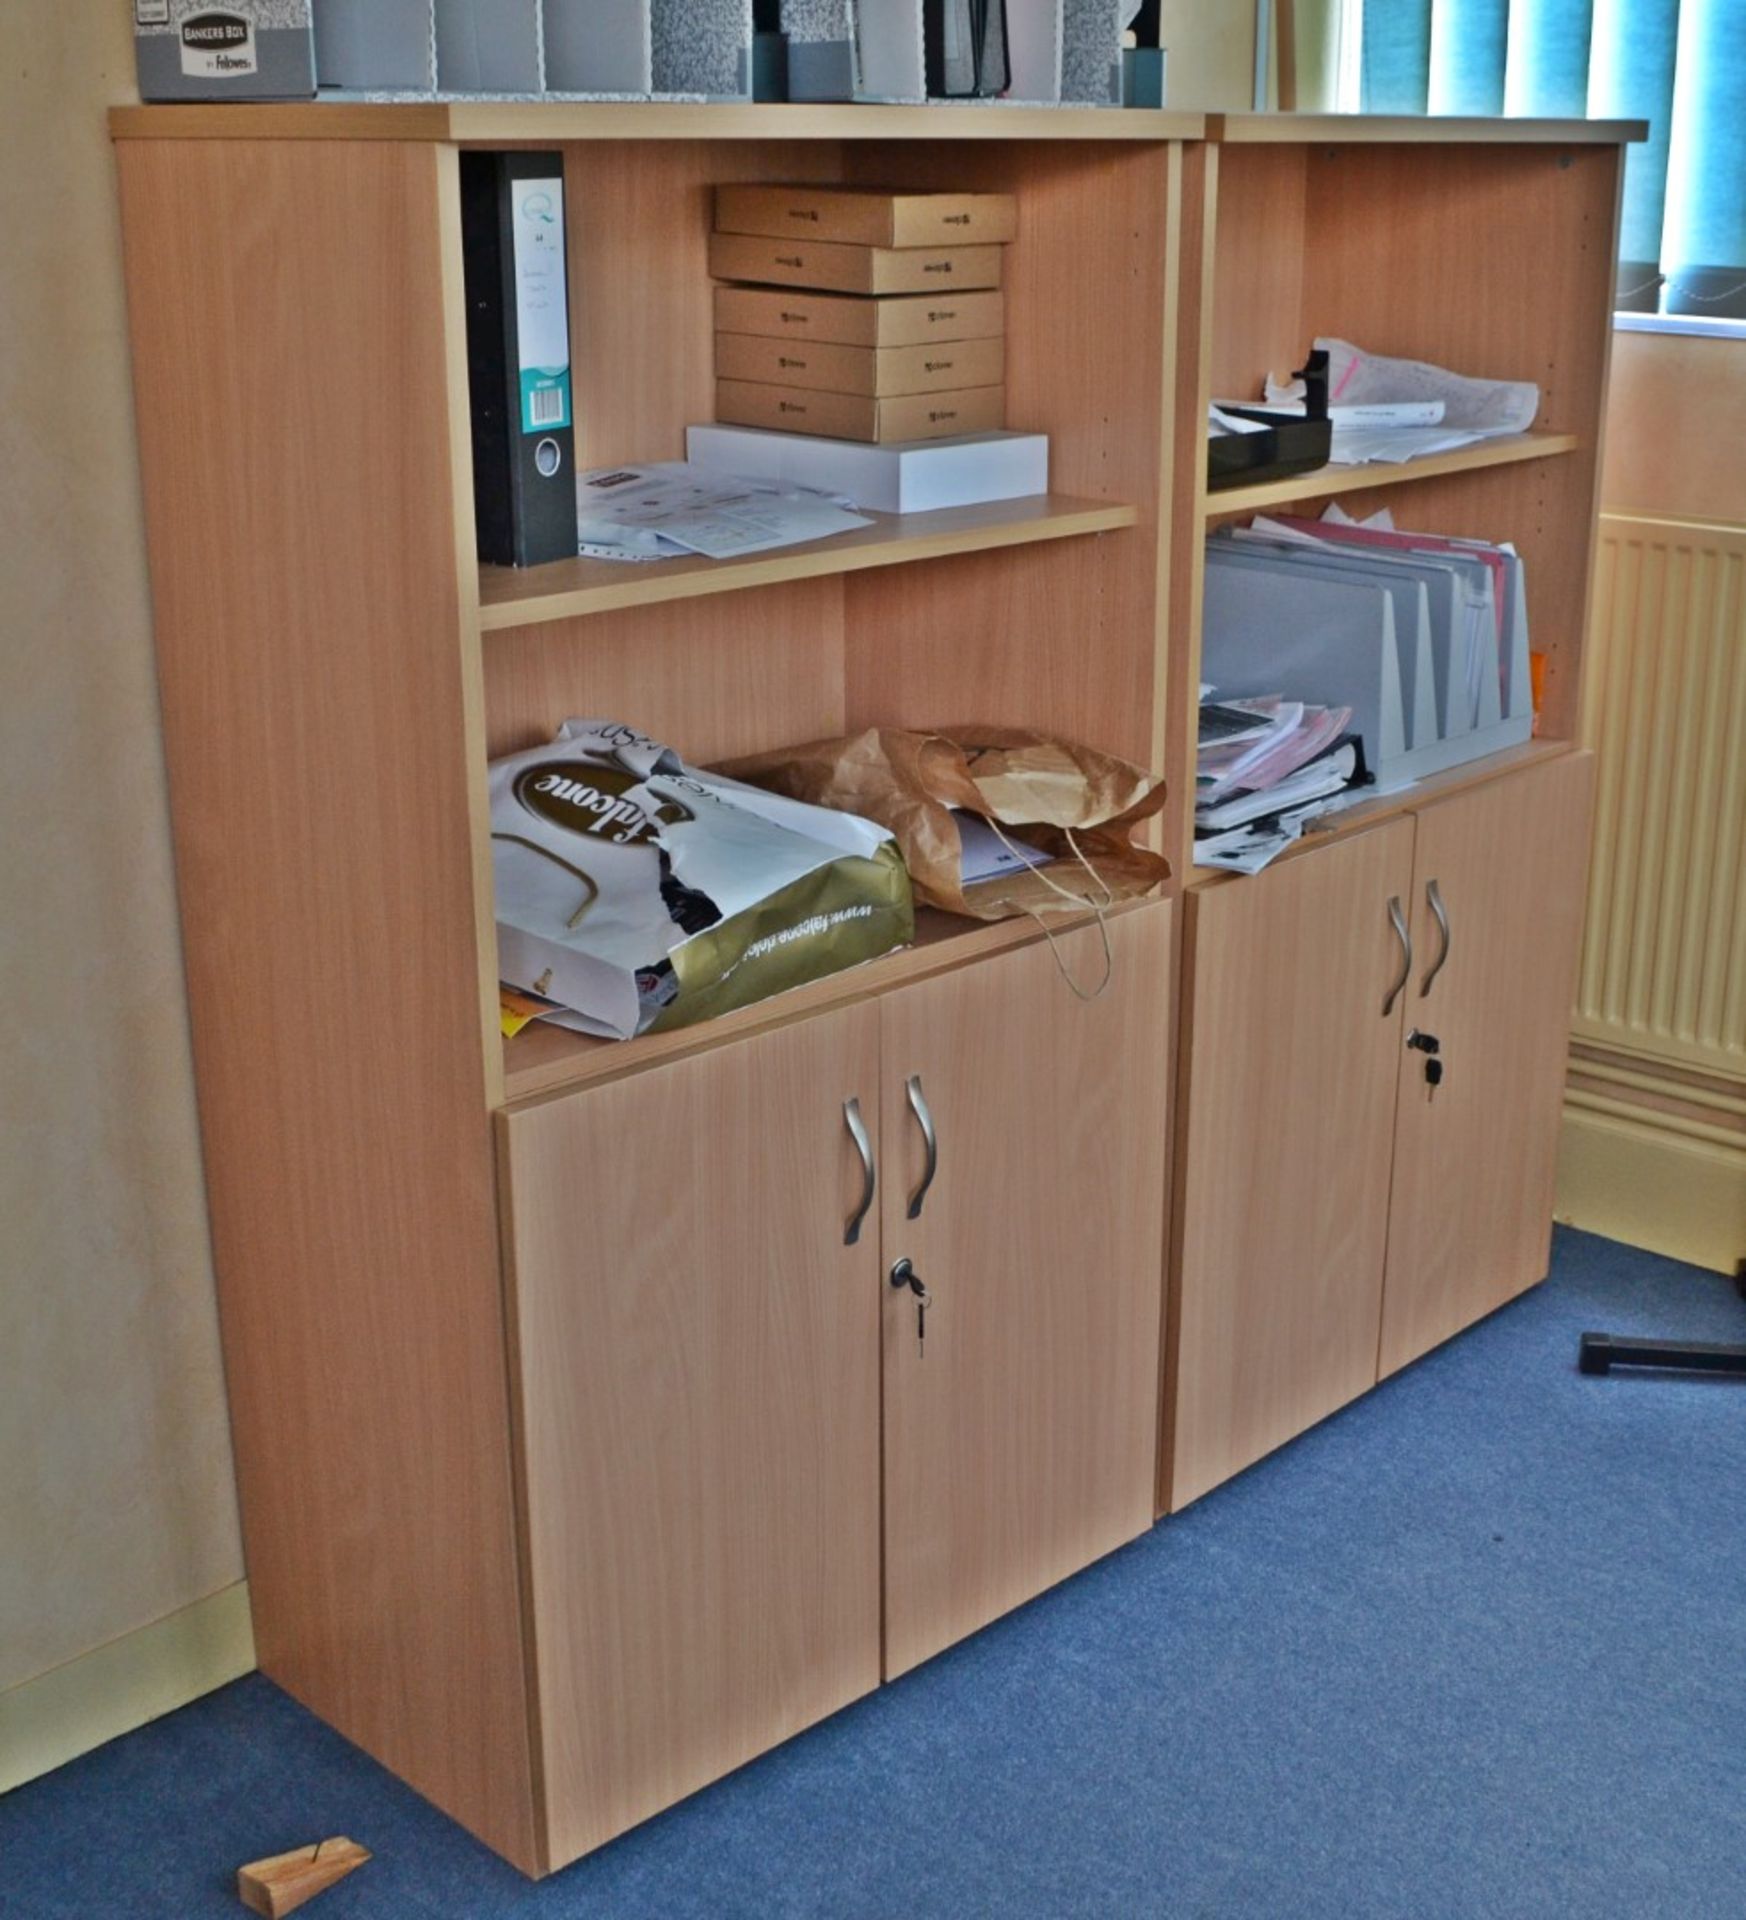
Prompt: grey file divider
<box><xmin>1464</xmin><ymin>540</ymin><xmax>1533</xmax><ymax>722</ymax></box>
<box><xmin>544</xmin><ymin>0</ymin><xmax>652</xmax><ymax>92</ymax></box>
<box><xmin>1202</xmin><ymin>534</ymin><xmax>1535</xmax><ymax>795</ymax></box>
<box><xmin>1249</xmin><ymin>514</ymin><xmax>1528</xmax><ymax>743</ymax></box>
<box><xmin>437</xmin><ymin>0</ymin><xmax>545</xmax><ymax>91</ymax></box>
<box><xmin>1232</xmin><ymin>526</ymin><xmax>1474</xmax><ymax>741</ymax></box>
<box><xmin>783</xmin><ymin>0</ymin><xmax>925</xmax><ymax>102</ymax></box>
<box><xmin>1213</xmin><ymin>537</ymin><xmax>1439</xmax><ymax>753</ymax></box>
<box><xmin>314</xmin><ymin>0</ymin><xmax>438</xmax><ymax>90</ymax></box>
<box><xmin>1201</xmin><ymin>557</ymin><xmax>1411</xmax><ymax>778</ymax></box>
<box><xmin>1005</xmin><ymin>0</ymin><xmax>1063</xmax><ymax>100</ymax></box>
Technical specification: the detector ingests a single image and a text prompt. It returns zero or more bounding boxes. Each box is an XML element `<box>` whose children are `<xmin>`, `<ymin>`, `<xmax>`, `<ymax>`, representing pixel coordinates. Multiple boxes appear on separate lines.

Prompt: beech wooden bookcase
<box><xmin>109</xmin><ymin>102</ymin><xmax>1636</xmax><ymax>1876</ymax></box>
<box><xmin>1160</xmin><ymin>118</ymin><xmax>1629</xmax><ymax>1512</ymax></box>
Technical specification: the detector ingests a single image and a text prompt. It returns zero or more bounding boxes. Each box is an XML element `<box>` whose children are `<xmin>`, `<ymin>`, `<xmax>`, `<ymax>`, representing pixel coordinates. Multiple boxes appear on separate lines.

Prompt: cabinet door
<box><xmin>1168</xmin><ymin>820</ymin><xmax>1416</xmax><ymax>1512</ymax></box>
<box><xmin>879</xmin><ymin>903</ymin><xmax>1172</xmax><ymax>1679</ymax></box>
<box><xmin>1378</xmin><ymin>751</ymin><xmax>1596</xmax><ymax>1376</ymax></box>
<box><xmin>497</xmin><ymin>1006</ymin><xmax>884</xmax><ymax>1868</ymax></box>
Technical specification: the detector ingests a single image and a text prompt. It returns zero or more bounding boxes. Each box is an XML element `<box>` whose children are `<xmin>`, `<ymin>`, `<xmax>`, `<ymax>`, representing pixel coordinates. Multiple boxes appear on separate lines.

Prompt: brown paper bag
<box><xmin>719</xmin><ymin>726</ymin><xmax>1169</xmax><ymax>921</ymax></box>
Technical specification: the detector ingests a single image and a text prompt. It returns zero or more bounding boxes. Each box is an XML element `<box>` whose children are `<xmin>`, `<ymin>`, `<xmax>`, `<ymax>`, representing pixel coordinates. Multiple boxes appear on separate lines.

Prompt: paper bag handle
<box><xmin>990</xmin><ymin>822</ymin><xmax>1117</xmax><ymax>1002</ymax></box>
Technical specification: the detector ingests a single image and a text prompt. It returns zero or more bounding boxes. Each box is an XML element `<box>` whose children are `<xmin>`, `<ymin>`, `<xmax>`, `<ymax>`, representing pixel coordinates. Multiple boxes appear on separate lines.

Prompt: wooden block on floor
<box><xmin>236</xmin><ymin>1837</ymin><xmax>370</xmax><ymax>1917</ymax></box>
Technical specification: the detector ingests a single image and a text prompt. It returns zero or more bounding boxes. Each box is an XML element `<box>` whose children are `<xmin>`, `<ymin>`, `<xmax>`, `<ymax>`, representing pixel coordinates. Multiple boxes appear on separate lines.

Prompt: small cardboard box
<box><xmin>716</xmin><ymin>332</ymin><xmax>1006</xmax><ymax>398</ymax></box>
<box><xmin>717</xmin><ymin>379</ymin><xmax>1006</xmax><ymax>445</ymax></box>
<box><xmin>134</xmin><ymin>0</ymin><xmax>316</xmax><ymax>101</ymax></box>
<box><xmin>713</xmin><ymin>285</ymin><xmax>1005</xmax><ymax>349</ymax></box>
<box><xmin>715</xmin><ymin>185</ymin><xmax>1019</xmax><ymax>249</ymax></box>
<box><xmin>708</xmin><ymin>233</ymin><xmax>1004</xmax><ymax>297</ymax></box>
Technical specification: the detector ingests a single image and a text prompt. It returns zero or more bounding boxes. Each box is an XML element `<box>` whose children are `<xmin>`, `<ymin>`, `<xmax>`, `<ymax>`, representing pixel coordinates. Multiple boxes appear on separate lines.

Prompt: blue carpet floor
<box><xmin>4</xmin><ymin>1227</ymin><xmax>1744</xmax><ymax>1919</ymax></box>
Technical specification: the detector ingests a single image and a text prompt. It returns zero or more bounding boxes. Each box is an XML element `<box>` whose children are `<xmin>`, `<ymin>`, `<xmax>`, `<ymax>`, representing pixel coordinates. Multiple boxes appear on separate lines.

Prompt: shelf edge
<box><xmin>1201</xmin><ymin>433</ymin><xmax>1581</xmax><ymax>517</ymax></box>
<box><xmin>478</xmin><ymin>499</ymin><xmax>1139</xmax><ymax>632</ymax></box>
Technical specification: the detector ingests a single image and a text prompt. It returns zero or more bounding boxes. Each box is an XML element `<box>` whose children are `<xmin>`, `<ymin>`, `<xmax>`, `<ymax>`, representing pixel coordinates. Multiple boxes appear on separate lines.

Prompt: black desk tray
<box><xmin>1207</xmin><ymin>406</ymin><xmax>1334</xmax><ymax>493</ymax></box>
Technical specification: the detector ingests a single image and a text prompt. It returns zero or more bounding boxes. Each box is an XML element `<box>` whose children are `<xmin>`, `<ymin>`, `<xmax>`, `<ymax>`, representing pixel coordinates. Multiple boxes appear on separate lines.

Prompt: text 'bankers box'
<box><xmin>461</xmin><ymin>151</ymin><xmax>577</xmax><ymax>568</ymax></box>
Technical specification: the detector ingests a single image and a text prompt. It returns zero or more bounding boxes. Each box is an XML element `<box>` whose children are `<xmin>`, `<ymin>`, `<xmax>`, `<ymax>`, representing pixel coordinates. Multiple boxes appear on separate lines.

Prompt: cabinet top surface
<box><xmin>107</xmin><ymin>100</ymin><xmax>1206</xmax><ymax>143</ymax></box>
<box><xmin>1210</xmin><ymin>111</ymin><xmax>1644</xmax><ymax>145</ymax></box>
<box><xmin>106</xmin><ymin>103</ymin><xmax>1642</xmax><ymax>147</ymax></box>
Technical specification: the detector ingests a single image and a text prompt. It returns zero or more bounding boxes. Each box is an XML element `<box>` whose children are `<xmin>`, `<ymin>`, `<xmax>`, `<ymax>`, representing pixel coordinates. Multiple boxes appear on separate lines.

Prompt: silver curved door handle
<box><xmin>1383</xmin><ymin>895</ymin><xmax>1412</xmax><ymax>1018</ymax></box>
<box><xmin>905</xmin><ymin>1075</ymin><xmax>938</xmax><ymax>1221</ymax></box>
<box><xmin>1420</xmin><ymin>879</ymin><xmax>1451</xmax><ymax>998</ymax></box>
<box><xmin>843</xmin><ymin>1097</ymin><xmax>875</xmax><ymax>1246</ymax></box>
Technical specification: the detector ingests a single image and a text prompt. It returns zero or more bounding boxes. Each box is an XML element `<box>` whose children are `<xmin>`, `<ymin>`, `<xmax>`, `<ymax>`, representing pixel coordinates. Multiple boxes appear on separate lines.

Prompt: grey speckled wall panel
<box><xmin>652</xmin><ymin>0</ymin><xmax>752</xmax><ymax>96</ymax></box>
<box><xmin>1060</xmin><ymin>0</ymin><xmax>1120</xmax><ymax>103</ymax></box>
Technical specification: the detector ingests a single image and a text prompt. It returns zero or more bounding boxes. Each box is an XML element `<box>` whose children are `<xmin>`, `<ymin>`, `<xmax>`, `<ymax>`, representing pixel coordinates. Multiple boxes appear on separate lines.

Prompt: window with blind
<box><xmin>1356</xmin><ymin>0</ymin><xmax>1746</xmax><ymax>319</ymax></box>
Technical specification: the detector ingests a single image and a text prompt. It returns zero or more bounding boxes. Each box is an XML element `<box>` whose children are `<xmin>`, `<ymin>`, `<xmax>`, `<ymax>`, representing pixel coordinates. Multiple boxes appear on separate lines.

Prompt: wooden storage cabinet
<box><xmin>1165</xmin><ymin>819</ymin><xmax>1416</xmax><ymax>1513</ymax></box>
<box><xmin>1378</xmin><ymin>751</ymin><xmax>1598</xmax><ymax>1376</ymax></box>
<box><xmin>110</xmin><ymin>98</ymin><xmax>1631</xmax><ymax>1879</ymax></box>
<box><xmin>880</xmin><ymin>909</ymin><xmax>1171</xmax><ymax>1676</ymax></box>
<box><xmin>501</xmin><ymin>903</ymin><xmax>1170</xmax><ymax>1864</ymax></box>
<box><xmin>497</xmin><ymin>1007</ymin><xmax>886</xmax><ymax>1866</ymax></box>
<box><xmin>1165</xmin><ymin>754</ymin><xmax>1598</xmax><ymax>1512</ymax></box>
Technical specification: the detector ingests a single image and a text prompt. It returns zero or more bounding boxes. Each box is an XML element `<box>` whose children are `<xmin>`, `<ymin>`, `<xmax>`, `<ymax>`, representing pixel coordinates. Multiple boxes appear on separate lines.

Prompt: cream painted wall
<box><xmin>0</xmin><ymin>6</ymin><xmax>244</xmax><ymax>1704</ymax></box>
<box><xmin>1600</xmin><ymin>330</ymin><xmax>1746</xmax><ymax>523</ymax></box>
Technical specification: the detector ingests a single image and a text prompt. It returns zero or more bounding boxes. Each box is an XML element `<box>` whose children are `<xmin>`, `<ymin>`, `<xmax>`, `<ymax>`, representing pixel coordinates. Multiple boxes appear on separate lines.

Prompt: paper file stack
<box><xmin>1193</xmin><ymin>696</ymin><xmax>1368</xmax><ymax>874</ymax></box>
<box><xmin>1200</xmin><ymin>509</ymin><xmax>1535</xmax><ymax>804</ymax></box>
<box><xmin>710</xmin><ymin>184</ymin><xmax>1016</xmax><ymax>445</ymax></box>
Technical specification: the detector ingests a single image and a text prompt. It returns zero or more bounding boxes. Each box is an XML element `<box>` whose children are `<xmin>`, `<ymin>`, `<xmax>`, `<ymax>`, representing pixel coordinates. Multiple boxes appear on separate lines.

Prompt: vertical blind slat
<box><xmin>1588</xmin><ymin>0</ymin><xmax>1682</xmax><ymax>285</ymax></box>
<box><xmin>1505</xmin><ymin>0</ymin><xmax>1595</xmax><ymax>116</ymax></box>
<box><xmin>1427</xmin><ymin>0</ymin><xmax>1511</xmax><ymax>115</ymax></box>
<box><xmin>1360</xmin><ymin>0</ymin><xmax>1433</xmax><ymax>112</ymax></box>
<box><xmin>1663</xmin><ymin>0</ymin><xmax>1746</xmax><ymax>309</ymax></box>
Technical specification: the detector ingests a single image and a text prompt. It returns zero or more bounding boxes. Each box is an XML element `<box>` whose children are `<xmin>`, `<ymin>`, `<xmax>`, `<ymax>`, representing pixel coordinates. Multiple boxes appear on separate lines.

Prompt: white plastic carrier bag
<box><xmin>491</xmin><ymin>719</ymin><xmax>915</xmax><ymax>1040</ymax></box>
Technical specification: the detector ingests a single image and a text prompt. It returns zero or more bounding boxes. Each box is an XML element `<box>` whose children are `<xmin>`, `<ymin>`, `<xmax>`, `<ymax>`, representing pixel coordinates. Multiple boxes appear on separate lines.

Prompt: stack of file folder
<box><xmin>782</xmin><ymin>0</ymin><xmax>1121</xmax><ymax>104</ymax></box>
<box><xmin>926</xmin><ymin>0</ymin><xmax>1010</xmax><ymax>97</ymax></box>
<box><xmin>1201</xmin><ymin>511</ymin><xmax>1535</xmax><ymax>801</ymax></box>
<box><xmin>1194</xmin><ymin>695</ymin><xmax>1368</xmax><ymax>873</ymax></box>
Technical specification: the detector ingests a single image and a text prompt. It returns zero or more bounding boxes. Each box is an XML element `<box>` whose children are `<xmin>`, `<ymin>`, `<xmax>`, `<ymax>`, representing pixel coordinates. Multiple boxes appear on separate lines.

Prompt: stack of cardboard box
<box><xmin>709</xmin><ymin>185</ymin><xmax>1018</xmax><ymax>445</ymax></box>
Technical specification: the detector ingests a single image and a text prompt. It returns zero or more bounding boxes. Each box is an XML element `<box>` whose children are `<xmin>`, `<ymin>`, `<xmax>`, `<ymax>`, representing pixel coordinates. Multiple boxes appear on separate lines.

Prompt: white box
<box><xmin>685</xmin><ymin>423</ymin><xmax>1048</xmax><ymax>515</ymax></box>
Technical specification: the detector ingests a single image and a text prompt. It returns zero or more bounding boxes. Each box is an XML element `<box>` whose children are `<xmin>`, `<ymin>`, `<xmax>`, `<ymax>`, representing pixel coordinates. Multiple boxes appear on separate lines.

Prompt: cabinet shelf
<box><xmin>501</xmin><ymin>899</ymin><xmax>1157</xmax><ymax>1103</ymax></box>
<box><xmin>477</xmin><ymin>493</ymin><xmax>1139</xmax><ymax>631</ymax></box>
<box><xmin>1202</xmin><ymin>431</ymin><xmax>1580</xmax><ymax>518</ymax></box>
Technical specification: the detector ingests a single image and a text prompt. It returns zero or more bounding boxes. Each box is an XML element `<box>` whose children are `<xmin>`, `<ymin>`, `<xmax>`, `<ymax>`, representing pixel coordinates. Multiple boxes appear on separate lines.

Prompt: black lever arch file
<box><xmin>460</xmin><ymin>150</ymin><xmax>577</xmax><ymax>569</ymax></box>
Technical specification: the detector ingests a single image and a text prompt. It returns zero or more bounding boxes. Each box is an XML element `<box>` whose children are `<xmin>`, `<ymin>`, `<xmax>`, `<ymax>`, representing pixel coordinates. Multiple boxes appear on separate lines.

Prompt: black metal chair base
<box><xmin>1579</xmin><ymin>1331</ymin><xmax>1746</xmax><ymax>1378</ymax></box>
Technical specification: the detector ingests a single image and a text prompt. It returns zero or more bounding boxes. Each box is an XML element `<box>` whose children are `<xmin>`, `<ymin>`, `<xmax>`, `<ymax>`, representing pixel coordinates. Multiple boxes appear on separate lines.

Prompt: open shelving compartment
<box><xmin>1168</xmin><ymin>115</ymin><xmax>1631</xmax><ymax>883</ymax></box>
<box><xmin>469</xmin><ymin>117</ymin><xmax>1200</xmax><ymax>1096</ymax></box>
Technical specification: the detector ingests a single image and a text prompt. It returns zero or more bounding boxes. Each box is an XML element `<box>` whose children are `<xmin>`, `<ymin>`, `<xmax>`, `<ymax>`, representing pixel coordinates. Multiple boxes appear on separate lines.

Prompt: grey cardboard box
<box><xmin>313</xmin><ymin>0</ymin><xmax>437</xmax><ymax>91</ymax></box>
<box><xmin>133</xmin><ymin>0</ymin><xmax>315</xmax><ymax>101</ymax></box>
<box><xmin>545</xmin><ymin>0</ymin><xmax>651</xmax><ymax>93</ymax></box>
<box><xmin>435</xmin><ymin>0</ymin><xmax>543</xmax><ymax>92</ymax></box>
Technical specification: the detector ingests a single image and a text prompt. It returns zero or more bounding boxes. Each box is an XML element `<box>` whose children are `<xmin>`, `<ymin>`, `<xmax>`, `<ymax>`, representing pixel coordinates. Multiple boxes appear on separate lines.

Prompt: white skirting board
<box><xmin>0</xmin><ymin>1583</ymin><xmax>255</xmax><ymax>1796</ymax></box>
